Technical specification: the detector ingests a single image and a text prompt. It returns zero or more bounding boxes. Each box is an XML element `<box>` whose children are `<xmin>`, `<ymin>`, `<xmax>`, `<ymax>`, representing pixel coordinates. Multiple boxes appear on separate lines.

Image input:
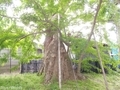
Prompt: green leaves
<box><xmin>80</xmin><ymin>13</ymin><xmax>93</xmax><ymax>21</ymax></box>
<box><xmin>0</xmin><ymin>54</ymin><xmax>9</xmax><ymax>65</ymax></box>
<box><xmin>0</xmin><ymin>0</ymin><xmax>119</xmax><ymax>69</ymax></box>
<box><xmin>20</xmin><ymin>13</ymin><xmax>38</xmax><ymax>25</ymax></box>
<box><xmin>0</xmin><ymin>0</ymin><xmax>12</xmax><ymax>5</ymax></box>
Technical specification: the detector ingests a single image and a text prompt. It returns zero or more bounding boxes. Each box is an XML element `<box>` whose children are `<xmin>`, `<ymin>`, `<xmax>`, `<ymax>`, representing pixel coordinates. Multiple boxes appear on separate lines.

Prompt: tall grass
<box><xmin>0</xmin><ymin>72</ymin><xmax>120</xmax><ymax>90</ymax></box>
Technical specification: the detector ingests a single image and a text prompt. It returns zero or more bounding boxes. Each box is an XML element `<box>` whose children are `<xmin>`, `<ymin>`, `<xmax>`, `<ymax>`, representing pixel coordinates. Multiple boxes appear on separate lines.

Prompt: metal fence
<box><xmin>20</xmin><ymin>60</ymin><xmax>43</xmax><ymax>73</ymax></box>
<box><xmin>0</xmin><ymin>48</ymin><xmax>43</xmax><ymax>74</ymax></box>
<box><xmin>0</xmin><ymin>60</ymin><xmax>43</xmax><ymax>74</ymax></box>
<box><xmin>0</xmin><ymin>60</ymin><xmax>20</xmax><ymax>74</ymax></box>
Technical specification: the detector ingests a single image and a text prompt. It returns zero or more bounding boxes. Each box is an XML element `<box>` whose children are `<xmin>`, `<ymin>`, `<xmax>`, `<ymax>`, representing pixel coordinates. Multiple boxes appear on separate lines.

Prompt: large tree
<box><xmin>0</xmin><ymin>0</ymin><xmax>85</xmax><ymax>83</ymax></box>
<box><xmin>1</xmin><ymin>0</ymin><xmax>120</xmax><ymax>85</ymax></box>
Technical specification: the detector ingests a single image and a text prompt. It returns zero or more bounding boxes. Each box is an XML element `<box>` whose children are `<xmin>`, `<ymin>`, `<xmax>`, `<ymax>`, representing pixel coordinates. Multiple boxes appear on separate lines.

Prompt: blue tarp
<box><xmin>111</xmin><ymin>48</ymin><xmax>119</xmax><ymax>60</ymax></box>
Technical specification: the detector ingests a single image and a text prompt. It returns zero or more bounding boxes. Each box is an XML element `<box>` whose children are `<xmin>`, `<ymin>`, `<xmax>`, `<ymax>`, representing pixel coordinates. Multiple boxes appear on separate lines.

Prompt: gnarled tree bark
<box><xmin>39</xmin><ymin>31</ymin><xmax>83</xmax><ymax>84</ymax></box>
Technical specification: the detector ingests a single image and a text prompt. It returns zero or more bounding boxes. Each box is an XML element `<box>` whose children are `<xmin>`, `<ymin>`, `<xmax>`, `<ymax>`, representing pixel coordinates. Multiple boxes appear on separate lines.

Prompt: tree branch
<box><xmin>33</xmin><ymin>0</ymin><xmax>62</xmax><ymax>34</ymax></box>
<box><xmin>34</xmin><ymin>0</ymin><xmax>48</xmax><ymax>21</ymax></box>
<box><xmin>16</xmin><ymin>30</ymin><xmax>47</xmax><ymax>42</ymax></box>
<box><xmin>93</xmin><ymin>32</ymin><xmax>109</xmax><ymax>90</ymax></box>
<box><xmin>77</xmin><ymin>0</ymin><xmax>109</xmax><ymax>90</ymax></box>
<box><xmin>0</xmin><ymin>14</ymin><xmax>19</xmax><ymax>19</ymax></box>
<box><xmin>77</xmin><ymin>0</ymin><xmax>102</xmax><ymax>73</ymax></box>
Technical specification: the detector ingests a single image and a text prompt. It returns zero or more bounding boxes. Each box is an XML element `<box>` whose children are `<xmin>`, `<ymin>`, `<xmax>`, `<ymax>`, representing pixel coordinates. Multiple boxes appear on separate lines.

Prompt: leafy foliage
<box><xmin>0</xmin><ymin>0</ymin><xmax>120</xmax><ymax>73</ymax></box>
<box><xmin>66</xmin><ymin>33</ymin><xmax>118</xmax><ymax>73</ymax></box>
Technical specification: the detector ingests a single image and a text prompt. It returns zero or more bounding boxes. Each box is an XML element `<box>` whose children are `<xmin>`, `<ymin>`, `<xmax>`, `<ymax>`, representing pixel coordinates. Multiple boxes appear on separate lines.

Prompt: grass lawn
<box><xmin>0</xmin><ymin>72</ymin><xmax>120</xmax><ymax>90</ymax></box>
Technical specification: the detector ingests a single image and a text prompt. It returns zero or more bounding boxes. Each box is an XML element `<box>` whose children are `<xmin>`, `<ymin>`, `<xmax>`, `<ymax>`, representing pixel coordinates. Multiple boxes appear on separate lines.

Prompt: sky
<box><xmin>68</xmin><ymin>22</ymin><xmax>117</xmax><ymax>44</ymax></box>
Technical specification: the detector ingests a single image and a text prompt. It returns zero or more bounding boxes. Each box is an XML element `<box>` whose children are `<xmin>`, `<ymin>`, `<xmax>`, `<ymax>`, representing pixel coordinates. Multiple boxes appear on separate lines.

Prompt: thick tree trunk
<box><xmin>39</xmin><ymin>32</ymin><xmax>83</xmax><ymax>84</ymax></box>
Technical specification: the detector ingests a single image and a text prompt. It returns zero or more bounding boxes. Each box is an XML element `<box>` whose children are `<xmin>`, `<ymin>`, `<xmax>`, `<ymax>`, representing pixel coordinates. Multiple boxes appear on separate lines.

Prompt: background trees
<box><xmin>0</xmin><ymin>0</ymin><xmax>120</xmax><ymax>85</ymax></box>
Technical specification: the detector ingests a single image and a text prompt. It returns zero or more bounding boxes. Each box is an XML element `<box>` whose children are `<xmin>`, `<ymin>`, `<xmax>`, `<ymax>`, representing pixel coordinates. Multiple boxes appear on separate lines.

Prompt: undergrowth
<box><xmin>0</xmin><ymin>72</ymin><xmax>120</xmax><ymax>90</ymax></box>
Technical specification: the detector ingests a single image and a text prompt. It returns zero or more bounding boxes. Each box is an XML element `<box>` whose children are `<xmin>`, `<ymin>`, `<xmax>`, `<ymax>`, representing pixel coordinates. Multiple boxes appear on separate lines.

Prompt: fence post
<box><xmin>9</xmin><ymin>49</ymin><xmax>11</xmax><ymax>73</ymax></box>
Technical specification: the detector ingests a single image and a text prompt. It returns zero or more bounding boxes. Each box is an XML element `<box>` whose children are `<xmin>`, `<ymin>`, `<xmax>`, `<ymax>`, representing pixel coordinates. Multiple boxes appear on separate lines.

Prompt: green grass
<box><xmin>0</xmin><ymin>73</ymin><xmax>45</xmax><ymax>90</ymax></box>
<box><xmin>0</xmin><ymin>72</ymin><xmax>120</xmax><ymax>90</ymax></box>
